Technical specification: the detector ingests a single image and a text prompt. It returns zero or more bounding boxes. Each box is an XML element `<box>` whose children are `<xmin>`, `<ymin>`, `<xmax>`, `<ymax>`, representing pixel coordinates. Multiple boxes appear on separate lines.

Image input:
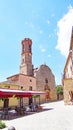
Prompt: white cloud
<box><xmin>25</xmin><ymin>22</ymin><xmax>34</xmax><ymax>29</ymax></box>
<box><xmin>48</xmin><ymin>54</ymin><xmax>51</xmax><ymax>58</ymax></box>
<box><xmin>51</xmin><ymin>13</ymin><xmax>55</xmax><ymax>17</ymax></box>
<box><xmin>46</xmin><ymin>20</ymin><xmax>50</xmax><ymax>25</ymax></box>
<box><xmin>39</xmin><ymin>30</ymin><xmax>43</xmax><ymax>34</ymax></box>
<box><xmin>39</xmin><ymin>45</ymin><xmax>46</xmax><ymax>52</ymax></box>
<box><xmin>48</xmin><ymin>34</ymin><xmax>51</xmax><ymax>38</ymax></box>
<box><xmin>29</xmin><ymin>23</ymin><xmax>34</xmax><ymax>28</ymax></box>
<box><xmin>41</xmin><ymin>48</ymin><xmax>46</xmax><ymax>52</ymax></box>
<box><xmin>56</xmin><ymin>6</ymin><xmax>73</xmax><ymax>57</ymax></box>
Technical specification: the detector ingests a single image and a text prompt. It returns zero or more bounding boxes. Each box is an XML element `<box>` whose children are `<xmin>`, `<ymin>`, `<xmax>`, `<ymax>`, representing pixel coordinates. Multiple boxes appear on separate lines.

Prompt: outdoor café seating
<box><xmin>0</xmin><ymin>88</ymin><xmax>45</xmax><ymax>119</ymax></box>
<box><xmin>29</xmin><ymin>104</ymin><xmax>39</xmax><ymax>112</ymax></box>
<box><xmin>15</xmin><ymin>106</ymin><xmax>26</xmax><ymax>115</ymax></box>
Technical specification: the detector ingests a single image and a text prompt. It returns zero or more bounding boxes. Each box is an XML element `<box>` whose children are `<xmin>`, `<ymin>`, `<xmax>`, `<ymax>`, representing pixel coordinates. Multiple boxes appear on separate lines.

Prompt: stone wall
<box><xmin>34</xmin><ymin>64</ymin><xmax>57</xmax><ymax>102</ymax></box>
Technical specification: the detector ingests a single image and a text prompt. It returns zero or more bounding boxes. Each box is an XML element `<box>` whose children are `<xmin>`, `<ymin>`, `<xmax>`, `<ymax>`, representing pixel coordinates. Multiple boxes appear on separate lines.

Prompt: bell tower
<box><xmin>20</xmin><ymin>38</ymin><xmax>33</xmax><ymax>76</ymax></box>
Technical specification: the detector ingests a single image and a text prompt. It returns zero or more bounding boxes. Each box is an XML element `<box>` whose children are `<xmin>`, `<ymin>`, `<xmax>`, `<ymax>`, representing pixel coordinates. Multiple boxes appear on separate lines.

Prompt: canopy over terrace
<box><xmin>0</xmin><ymin>89</ymin><xmax>46</xmax><ymax>118</ymax></box>
<box><xmin>0</xmin><ymin>88</ymin><xmax>46</xmax><ymax>98</ymax></box>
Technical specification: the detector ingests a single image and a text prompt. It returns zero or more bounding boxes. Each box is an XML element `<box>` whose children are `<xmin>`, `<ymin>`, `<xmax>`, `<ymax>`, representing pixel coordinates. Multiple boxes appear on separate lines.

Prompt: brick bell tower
<box><xmin>20</xmin><ymin>38</ymin><xmax>33</xmax><ymax>76</ymax></box>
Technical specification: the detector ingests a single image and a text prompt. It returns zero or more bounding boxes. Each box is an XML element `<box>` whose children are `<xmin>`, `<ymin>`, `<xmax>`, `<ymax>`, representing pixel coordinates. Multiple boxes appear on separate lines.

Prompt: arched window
<box><xmin>22</xmin><ymin>44</ymin><xmax>25</xmax><ymax>52</ymax></box>
<box><xmin>22</xmin><ymin>58</ymin><xmax>24</xmax><ymax>63</ymax></box>
<box><xmin>29</xmin><ymin>45</ymin><xmax>31</xmax><ymax>52</ymax></box>
<box><xmin>45</xmin><ymin>78</ymin><xmax>48</xmax><ymax>83</ymax></box>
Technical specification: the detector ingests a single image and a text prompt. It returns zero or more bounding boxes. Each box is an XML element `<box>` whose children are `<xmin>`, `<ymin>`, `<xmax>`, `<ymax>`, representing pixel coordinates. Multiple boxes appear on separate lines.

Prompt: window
<box><xmin>29</xmin><ymin>86</ymin><xmax>32</xmax><ymax>90</ymax></box>
<box><xmin>22</xmin><ymin>44</ymin><xmax>25</xmax><ymax>52</ymax></box>
<box><xmin>21</xmin><ymin>86</ymin><xmax>23</xmax><ymax>90</ymax></box>
<box><xmin>5</xmin><ymin>85</ymin><xmax>10</xmax><ymax>88</ymax></box>
<box><xmin>29</xmin><ymin>45</ymin><xmax>31</xmax><ymax>52</ymax></box>
<box><xmin>45</xmin><ymin>78</ymin><xmax>48</xmax><ymax>83</ymax></box>
<box><xmin>30</xmin><ymin>79</ymin><xmax>32</xmax><ymax>82</ymax></box>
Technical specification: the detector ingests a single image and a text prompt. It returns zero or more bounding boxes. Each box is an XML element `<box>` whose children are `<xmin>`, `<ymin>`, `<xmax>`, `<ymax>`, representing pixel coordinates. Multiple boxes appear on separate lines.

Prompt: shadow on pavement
<box><xmin>0</xmin><ymin>107</ymin><xmax>54</xmax><ymax>120</ymax></box>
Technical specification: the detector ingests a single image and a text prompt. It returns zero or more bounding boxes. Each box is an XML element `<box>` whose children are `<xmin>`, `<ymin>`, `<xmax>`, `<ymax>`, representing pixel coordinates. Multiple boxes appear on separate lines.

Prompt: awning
<box><xmin>0</xmin><ymin>88</ymin><xmax>46</xmax><ymax>98</ymax></box>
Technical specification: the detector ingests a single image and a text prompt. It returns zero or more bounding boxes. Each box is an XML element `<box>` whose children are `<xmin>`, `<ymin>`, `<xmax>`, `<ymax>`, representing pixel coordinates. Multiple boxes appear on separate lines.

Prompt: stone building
<box><xmin>20</xmin><ymin>38</ymin><xmax>33</xmax><ymax>76</ymax></box>
<box><xmin>34</xmin><ymin>64</ymin><xmax>57</xmax><ymax>101</ymax></box>
<box><xmin>0</xmin><ymin>38</ymin><xmax>36</xmax><ymax>107</ymax></box>
<box><xmin>7</xmin><ymin>38</ymin><xmax>36</xmax><ymax>92</ymax></box>
<box><xmin>63</xmin><ymin>27</ymin><xmax>73</xmax><ymax>104</ymax></box>
<box><xmin>0</xmin><ymin>38</ymin><xmax>57</xmax><ymax>107</ymax></box>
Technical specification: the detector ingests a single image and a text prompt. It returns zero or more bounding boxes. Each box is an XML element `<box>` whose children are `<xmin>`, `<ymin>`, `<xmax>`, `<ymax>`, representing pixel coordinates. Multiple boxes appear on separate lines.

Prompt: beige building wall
<box><xmin>0</xmin><ymin>83</ymin><xmax>19</xmax><ymax>108</ymax></box>
<box><xmin>63</xmin><ymin>79</ymin><xmax>73</xmax><ymax>104</ymax></box>
<box><xmin>0</xmin><ymin>98</ymin><xmax>19</xmax><ymax>108</ymax></box>
<box><xmin>63</xmin><ymin>27</ymin><xmax>73</xmax><ymax>104</ymax></box>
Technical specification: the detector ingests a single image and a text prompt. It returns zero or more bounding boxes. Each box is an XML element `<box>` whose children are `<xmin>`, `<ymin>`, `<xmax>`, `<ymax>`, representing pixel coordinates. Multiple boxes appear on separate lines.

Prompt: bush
<box><xmin>0</xmin><ymin>120</ymin><xmax>6</xmax><ymax>129</ymax></box>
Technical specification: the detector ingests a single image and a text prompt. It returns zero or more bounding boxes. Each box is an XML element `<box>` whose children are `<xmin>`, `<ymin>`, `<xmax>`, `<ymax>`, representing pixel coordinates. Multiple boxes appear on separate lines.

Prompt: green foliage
<box><xmin>32</xmin><ymin>95</ymin><xmax>40</xmax><ymax>98</ymax></box>
<box><xmin>0</xmin><ymin>98</ymin><xmax>8</xmax><ymax>102</ymax></box>
<box><xmin>56</xmin><ymin>85</ymin><xmax>63</xmax><ymax>95</ymax></box>
<box><xmin>0</xmin><ymin>120</ymin><xmax>6</xmax><ymax>129</ymax></box>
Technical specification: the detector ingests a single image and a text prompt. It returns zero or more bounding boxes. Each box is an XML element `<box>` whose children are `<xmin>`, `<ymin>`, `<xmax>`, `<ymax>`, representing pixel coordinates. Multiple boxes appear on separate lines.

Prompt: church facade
<box><xmin>34</xmin><ymin>64</ymin><xmax>57</xmax><ymax>101</ymax></box>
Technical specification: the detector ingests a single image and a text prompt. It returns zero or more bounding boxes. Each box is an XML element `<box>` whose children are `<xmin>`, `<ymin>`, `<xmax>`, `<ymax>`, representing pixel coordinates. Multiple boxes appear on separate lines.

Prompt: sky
<box><xmin>0</xmin><ymin>0</ymin><xmax>73</xmax><ymax>85</ymax></box>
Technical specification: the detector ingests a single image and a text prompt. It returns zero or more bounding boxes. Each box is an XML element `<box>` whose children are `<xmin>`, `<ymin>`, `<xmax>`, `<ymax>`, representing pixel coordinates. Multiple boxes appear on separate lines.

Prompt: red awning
<box><xmin>0</xmin><ymin>88</ymin><xmax>46</xmax><ymax>98</ymax></box>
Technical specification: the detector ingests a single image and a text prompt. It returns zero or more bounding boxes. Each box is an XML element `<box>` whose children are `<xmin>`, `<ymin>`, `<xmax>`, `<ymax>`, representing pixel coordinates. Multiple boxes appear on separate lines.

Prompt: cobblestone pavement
<box><xmin>3</xmin><ymin>100</ymin><xmax>73</xmax><ymax>130</ymax></box>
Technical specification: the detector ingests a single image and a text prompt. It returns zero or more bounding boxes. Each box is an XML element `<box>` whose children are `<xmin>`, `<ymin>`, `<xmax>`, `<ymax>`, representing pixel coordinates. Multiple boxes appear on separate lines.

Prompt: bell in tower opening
<box><xmin>20</xmin><ymin>38</ymin><xmax>33</xmax><ymax>76</ymax></box>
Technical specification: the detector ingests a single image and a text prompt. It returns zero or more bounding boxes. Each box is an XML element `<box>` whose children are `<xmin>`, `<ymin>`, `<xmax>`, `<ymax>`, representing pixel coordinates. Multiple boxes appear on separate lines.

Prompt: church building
<box><xmin>0</xmin><ymin>38</ymin><xmax>57</xmax><ymax>107</ymax></box>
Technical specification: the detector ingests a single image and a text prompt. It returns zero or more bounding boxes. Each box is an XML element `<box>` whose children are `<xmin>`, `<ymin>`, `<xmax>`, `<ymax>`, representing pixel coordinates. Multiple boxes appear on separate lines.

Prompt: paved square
<box><xmin>3</xmin><ymin>100</ymin><xmax>73</xmax><ymax>130</ymax></box>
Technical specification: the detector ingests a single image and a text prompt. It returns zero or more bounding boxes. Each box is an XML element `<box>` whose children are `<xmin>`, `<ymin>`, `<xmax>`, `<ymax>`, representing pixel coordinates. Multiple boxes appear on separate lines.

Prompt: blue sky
<box><xmin>0</xmin><ymin>0</ymin><xmax>73</xmax><ymax>85</ymax></box>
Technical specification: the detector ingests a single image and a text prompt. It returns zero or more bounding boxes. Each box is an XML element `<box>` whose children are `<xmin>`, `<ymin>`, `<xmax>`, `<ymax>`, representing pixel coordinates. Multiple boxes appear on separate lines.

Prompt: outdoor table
<box><xmin>15</xmin><ymin>106</ymin><xmax>26</xmax><ymax>115</ymax></box>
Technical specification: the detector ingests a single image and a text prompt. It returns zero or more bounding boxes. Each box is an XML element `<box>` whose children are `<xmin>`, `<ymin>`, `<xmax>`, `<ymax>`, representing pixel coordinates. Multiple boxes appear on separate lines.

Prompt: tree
<box><xmin>56</xmin><ymin>85</ymin><xmax>63</xmax><ymax>100</ymax></box>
